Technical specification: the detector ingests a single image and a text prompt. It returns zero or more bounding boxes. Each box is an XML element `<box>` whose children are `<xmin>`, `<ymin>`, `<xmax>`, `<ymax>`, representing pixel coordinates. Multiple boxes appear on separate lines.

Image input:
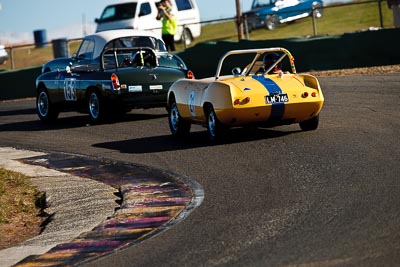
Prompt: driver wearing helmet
<box><xmin>256</xmin><ymin>53</ymin><xmax>289</xmax><ymax>74</ymax></box>
<box><xmin>257</xmin><ymin>52</ymin><xmax>289</xmax><ymax>75</ymax></box>
<box><xmin>264</xmin><ymin>53</ymin><xmax>281</xmax><ymax>73</ymax></box>
<box><xmin>256</xmin><ymin>53</ymin><xmax>289</xmax><ymax>75</ymax></box>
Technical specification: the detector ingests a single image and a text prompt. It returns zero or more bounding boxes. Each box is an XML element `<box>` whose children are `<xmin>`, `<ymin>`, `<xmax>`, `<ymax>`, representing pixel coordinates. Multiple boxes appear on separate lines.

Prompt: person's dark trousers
<box><xmin>162</xmin><ymin>34</ymin><xmax>176</xmax><ymax>52</ymax></box>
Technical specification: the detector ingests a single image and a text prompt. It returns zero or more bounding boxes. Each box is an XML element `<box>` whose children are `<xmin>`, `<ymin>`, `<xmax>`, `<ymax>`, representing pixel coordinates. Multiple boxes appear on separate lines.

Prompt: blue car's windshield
<box><xmin>252</xmin><ymin>0</ymin><xmax>274</xmax><ymax>8</ymax></box>
<box><xmin>99</xmin><ymin>3</ymin><xmax>137</xmax><ymax>22</ymax></box>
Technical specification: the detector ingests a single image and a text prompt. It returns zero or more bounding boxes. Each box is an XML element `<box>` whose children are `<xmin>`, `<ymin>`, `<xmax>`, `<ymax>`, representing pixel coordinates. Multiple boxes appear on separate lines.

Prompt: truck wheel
<box><xmin>181</xmin><ymin>28</ymin><xmax>193</xmax><ymax>46</ymax></box>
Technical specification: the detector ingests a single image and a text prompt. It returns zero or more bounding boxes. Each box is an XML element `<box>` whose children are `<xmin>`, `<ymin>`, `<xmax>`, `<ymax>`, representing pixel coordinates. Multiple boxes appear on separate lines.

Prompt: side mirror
<box><xmin>95</xmin><ymin>18</ymin><xmax>100</xmax><ymax>23</ymax></box>
<box><xmin>77</xmin><ymin>54</ymin><xmax>86</xmax><ymax>60</ymax></box>
<box><xmin>70</xmin><ymin>53</ymin><xmax>77</xmax><ymax>61</ymax></box>
<box><xmin>232</xmin><ymin>67</ymin><xmax>242</xmax><ymax>76</ymax></box>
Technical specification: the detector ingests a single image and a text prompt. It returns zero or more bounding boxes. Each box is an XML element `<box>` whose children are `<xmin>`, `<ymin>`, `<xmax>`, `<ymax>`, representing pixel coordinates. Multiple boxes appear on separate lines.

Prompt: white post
<box><xmin>236</xmin><ymin>0</ymin><xmax>243</xmax><ymax>41</ymax></box>
<box><xmin>388</xmin><ymin>0</ymin><xmax>400</xmax><ymax>27</ymax></box>
<box><xmin>393</xmin><ymin>4</ymin><xmax>400</xmax><ymax>27</ymax></box>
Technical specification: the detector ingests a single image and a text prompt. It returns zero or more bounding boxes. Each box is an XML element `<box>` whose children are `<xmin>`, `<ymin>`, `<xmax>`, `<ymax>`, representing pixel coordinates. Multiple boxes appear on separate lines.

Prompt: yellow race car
<box><xmin>167</xmin><ymin>47</ymin><xmax>324</xmax><ymax>141</ymax></box>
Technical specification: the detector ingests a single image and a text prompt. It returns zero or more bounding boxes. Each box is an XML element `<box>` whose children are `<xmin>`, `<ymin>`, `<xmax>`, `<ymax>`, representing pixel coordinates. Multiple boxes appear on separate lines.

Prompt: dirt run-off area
<box><xmin>306</xmin><ymin>64</ymin><xmax>400</xmax><ymax>76</ymax></box>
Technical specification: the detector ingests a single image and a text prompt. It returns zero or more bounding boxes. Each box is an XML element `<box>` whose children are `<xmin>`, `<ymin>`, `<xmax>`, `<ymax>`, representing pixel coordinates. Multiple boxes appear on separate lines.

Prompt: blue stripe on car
<box><xmin>252</xmin><ymin>75</ymin><xmax>285</xmax><ymax>119</ymax></box>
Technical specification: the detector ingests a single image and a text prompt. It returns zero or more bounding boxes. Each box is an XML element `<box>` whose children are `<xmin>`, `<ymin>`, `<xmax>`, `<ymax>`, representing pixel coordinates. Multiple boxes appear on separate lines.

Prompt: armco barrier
<box><xmin>178</xmin><ymin>27</ymin><xmax>400</xmax><ymax>78</ymax></box>
<box><xmin>0</xmin><ymin>67</ymin><xmax>41</xmax><ymax>101</ymax></box>
<box><xmin>1</xmin><ymin>28</ymin><xmax>399</xmax><ymax>100</ymax></box>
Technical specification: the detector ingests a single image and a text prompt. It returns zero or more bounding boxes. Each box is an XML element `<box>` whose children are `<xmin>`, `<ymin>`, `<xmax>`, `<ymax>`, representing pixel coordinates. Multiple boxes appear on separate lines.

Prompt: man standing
<box><xmin>157</xmin><ymin>0</ymin><xmax>177</xmax><ymax>51</ymax></box>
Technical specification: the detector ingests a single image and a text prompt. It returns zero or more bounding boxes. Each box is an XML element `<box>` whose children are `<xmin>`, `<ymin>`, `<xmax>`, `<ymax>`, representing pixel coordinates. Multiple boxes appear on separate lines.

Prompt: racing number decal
<box><xmin>64</xmin><ymin>78</ymin><xmax>77</xmax><ymax>101</ymax></box>
<box><xmin>188</xmin><ymin>90</ymin><xmax>196</xmax><ymax>117</ymax></box>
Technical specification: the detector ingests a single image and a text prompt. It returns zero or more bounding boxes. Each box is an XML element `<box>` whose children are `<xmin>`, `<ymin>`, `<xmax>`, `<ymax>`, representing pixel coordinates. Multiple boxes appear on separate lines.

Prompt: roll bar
<box><xmin>215</xmin><ymin>47</ymin><xmax>296</xmax><ymax>80</ymax></box>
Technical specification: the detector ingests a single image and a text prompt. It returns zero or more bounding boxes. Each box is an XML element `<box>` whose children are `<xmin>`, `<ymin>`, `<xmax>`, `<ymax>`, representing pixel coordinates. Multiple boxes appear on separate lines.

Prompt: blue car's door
<box><xmin>275</xmin><ymin>0</ymin><xmax>310</xmax><ymax>21</ymax></box>
<box><xmin>56</xmin><ymin>71</ymin><xmax>85</xmax><ymax>109</ymax></box>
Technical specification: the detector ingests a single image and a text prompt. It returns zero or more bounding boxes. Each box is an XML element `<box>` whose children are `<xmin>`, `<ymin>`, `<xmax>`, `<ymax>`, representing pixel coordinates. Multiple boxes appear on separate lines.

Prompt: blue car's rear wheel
<box><xmin>312</xmin><ymin>2</ymin><xmax>323</xmax><ymax>18</ymax></box>
<box><xmin>169</xmin><ymin>101</ymin><xmax>191</xmax><ymax>137</ymax></box>
<box><xmin>88</xmin><ymin>91</ymin><xmax>105</xmax><ymax>123</ymax></box>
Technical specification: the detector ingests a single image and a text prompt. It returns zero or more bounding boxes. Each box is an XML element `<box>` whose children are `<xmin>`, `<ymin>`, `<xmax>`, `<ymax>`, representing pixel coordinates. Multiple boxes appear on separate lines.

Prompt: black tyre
<box><xmin>246</xmin><ymin>17</ymin><xmax>256</xmax><ymax>33</ymax></box>
<box><xmin>206</xmin><ymin>105</ymin><xmax>226</xmax><ymax>141</ymax></box>
<box><xmin>168</xmin><ymin>101</ymin><xmax>191</xmax><ymax>137</ymax></box>
<box><xmin>265</xmin><ymin>15</ymin><xmax>279</xmax><ymax>30</ymax></box>
<box><xmin>36</xmin><ymin>88</ymin><xmax>59</xmax><ymax>123</ymax></box>
<box><xmin>181</xmin><ymin>28</ymin><xmax>193</xmax><ymax>46</ymax></box>
<box><xmin>312</xmin><ymin>2</ymin><xmax>323</xmax><ymax>19</ymax></box>
<box><xmin>299</xmin><ymin>115</ymin><xmax>319</xmax><ymax>131</ymax></box>
<box><xmin>88</xmin><ymin>90</ymin><xmax>106</xmax><ymax>123</ymax></box>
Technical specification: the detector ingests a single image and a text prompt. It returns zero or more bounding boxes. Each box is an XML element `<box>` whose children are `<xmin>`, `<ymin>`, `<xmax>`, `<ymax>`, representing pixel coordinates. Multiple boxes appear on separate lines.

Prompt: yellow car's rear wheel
<box><xmin>299</xmin><ymin>115</ymin><xmax>319</xmax><ymax>131</ymax></box>
<box><xmin>206</xmin><ymin>105</ymin><xmax>226</xmax><ymax>142</ymax></box>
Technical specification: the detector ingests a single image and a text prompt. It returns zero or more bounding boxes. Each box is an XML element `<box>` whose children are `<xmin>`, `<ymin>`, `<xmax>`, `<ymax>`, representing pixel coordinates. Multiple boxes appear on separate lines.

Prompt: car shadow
<box><xmin>93</xmin><ymin>127</ymin><xmax>300</xmax><ymax>153</ymax></box>
<box><xmin>0</xmin><ymin>112</ymin><xmax>168</xmax><ymax>132</ymax></box>
<box><xmin>0</xmin><ymin>108</ymin><xmax>37</xmax><ymax>116</ymax></box>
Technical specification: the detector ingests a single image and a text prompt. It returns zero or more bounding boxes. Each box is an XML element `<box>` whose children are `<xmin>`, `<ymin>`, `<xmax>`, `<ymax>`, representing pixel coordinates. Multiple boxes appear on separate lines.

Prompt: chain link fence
<box><xmin>0</xmin><ymin>0</ymin><xmax>396</xmax><ymax>71</ymax></box>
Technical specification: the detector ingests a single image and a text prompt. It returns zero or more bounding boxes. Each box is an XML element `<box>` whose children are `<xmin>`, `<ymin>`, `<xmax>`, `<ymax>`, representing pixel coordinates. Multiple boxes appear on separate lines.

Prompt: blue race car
<box><xmin>243</xmin><ymin>0</ymin><xmax>323</xmax><ymax>31</ymax></box>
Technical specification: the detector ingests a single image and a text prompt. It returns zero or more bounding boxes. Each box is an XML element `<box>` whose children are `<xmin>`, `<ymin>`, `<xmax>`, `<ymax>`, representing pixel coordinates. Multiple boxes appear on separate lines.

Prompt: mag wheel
<box><xmin>312</xmin><ymin>2</ymin><xmax>323</xmax><ymax>18</ymax></box>
<box><xmin>169</xmin><ymin>101</ymin><xmax>191</xmax><ymax>137</ymax></box>
<box><xmin>88</xmin><ymin>91</ymin><xmax>105</xmax><ymax>123</ymax></box>
<box><xmin>206</xmin><ymin>105</ymin><xmax>226</xmax><ymax>142</ymax></box>
<box><xmin>36</xmin><ymin>88</ymin><xmax>59</xmax><ymax>123</ymax></box>
<box><xmin>265</xmin><ymin>15</ymin><xmax>279</xmax><ymax>30</ymax></box>
<box><xmin>300</xmin><ymin>115</ymin><xmax>319</xmax><ymax>131</ymax></box>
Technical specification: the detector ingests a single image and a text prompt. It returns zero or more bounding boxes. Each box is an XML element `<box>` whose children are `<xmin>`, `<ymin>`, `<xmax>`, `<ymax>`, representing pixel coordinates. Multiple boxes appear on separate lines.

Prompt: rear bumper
<box><xmin>216</xmin><ymin>100</ymin><xmax>323</xmax><ymax>126</ymax></box>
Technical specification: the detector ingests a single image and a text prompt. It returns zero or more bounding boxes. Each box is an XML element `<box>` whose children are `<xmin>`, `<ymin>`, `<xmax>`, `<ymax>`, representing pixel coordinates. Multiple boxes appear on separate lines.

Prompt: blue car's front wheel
<box><xmin>265</xmin><ymin>15</ymin><xmax>279</xmax><ymax>30</ymax></box>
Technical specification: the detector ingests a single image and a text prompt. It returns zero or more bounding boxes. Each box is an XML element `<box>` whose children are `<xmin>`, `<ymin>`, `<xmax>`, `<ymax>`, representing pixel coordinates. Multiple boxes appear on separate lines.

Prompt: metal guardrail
<box><xmin>0</xmin><ymin>0</ymin><xmax>389</xmax><ymax>70</ymax></box>
<box><xmin>240</xmin><ymin>0</ymin><xmax>387</xmax><ymax>37</ymax></box>
<box><xmin>2</xmin><ymin>37</ymin><xmax>82</xmax><ymax>70</ymax></box>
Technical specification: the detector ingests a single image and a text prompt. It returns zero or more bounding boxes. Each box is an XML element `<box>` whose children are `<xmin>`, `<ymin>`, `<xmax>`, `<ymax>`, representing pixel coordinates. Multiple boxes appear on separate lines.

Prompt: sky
<box><xmin>0</xmin><ymin>0</ymin><xmax>253</xmax><ymax>45</ymax></box>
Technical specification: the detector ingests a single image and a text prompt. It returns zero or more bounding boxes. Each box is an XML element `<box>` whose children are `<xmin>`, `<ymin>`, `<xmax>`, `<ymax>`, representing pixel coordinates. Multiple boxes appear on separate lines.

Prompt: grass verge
<box><xmin>0</xmin><ymin>168</ymin><xmax>46</xmax><ymax>249</ymax></box>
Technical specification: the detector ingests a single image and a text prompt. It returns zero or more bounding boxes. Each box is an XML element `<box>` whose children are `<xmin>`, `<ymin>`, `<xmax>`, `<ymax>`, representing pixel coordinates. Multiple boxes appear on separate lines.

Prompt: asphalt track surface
<box><xmin>1</xmin><ymin>73</ymin><xmax>400</xmax><ymax>266</ymax></box>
